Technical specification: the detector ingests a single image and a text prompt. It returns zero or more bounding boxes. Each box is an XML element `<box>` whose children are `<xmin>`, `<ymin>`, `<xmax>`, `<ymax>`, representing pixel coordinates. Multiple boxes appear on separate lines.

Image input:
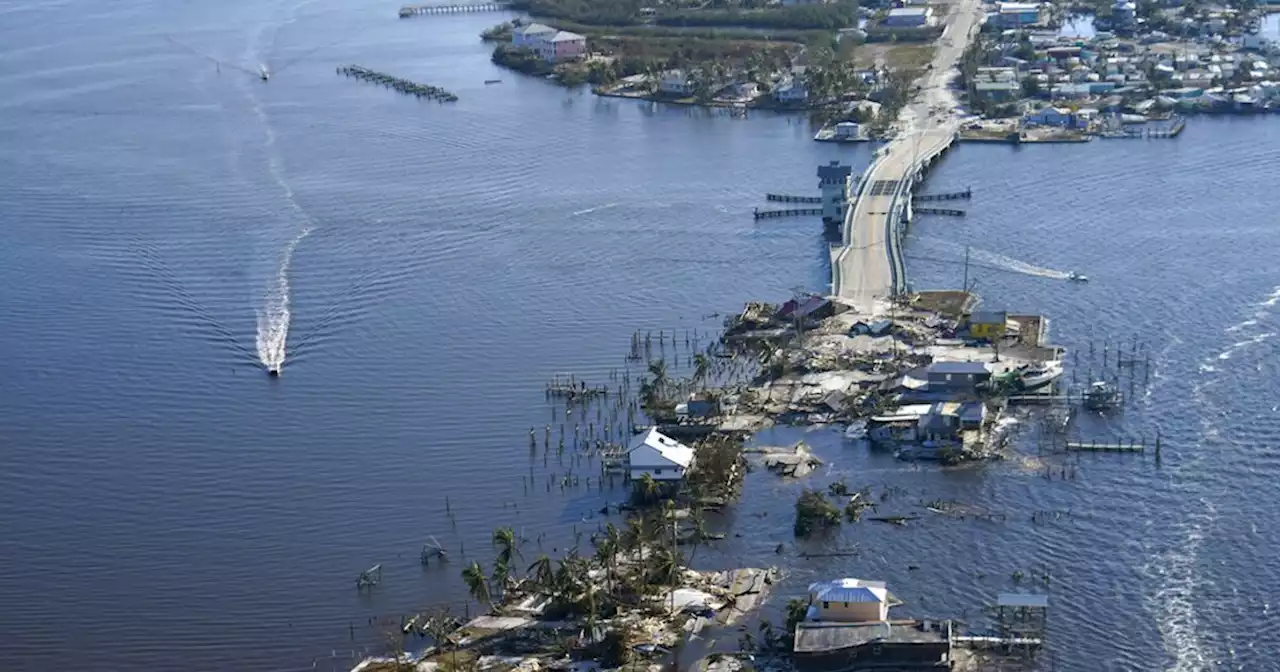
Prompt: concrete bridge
<box><xmin>829</xmin><ymin>0</ymin><xmax>984</xmax><ymax>314</ymax></box>
<box><xmin>830</xmin><ymin>128</ymin><xmax>957</xmax><ymax>313</ymax></box>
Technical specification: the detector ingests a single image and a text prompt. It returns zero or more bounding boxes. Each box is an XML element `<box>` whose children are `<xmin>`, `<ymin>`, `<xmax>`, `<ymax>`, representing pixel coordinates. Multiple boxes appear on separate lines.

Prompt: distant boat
<box><xmin>267</xmin><ymin>365</ymin><xmax>281</xmax><ymax>377</ymax></box>
<box><xmin>1068</xmin><ymin>272</ymin><xmax>1088</xmax><ymax>282</ymax></box>
<box><xmin>259</xmin><ymin>64</ymin><xmax>270</xmax><ymax>81</ymax></box>
<box><xmin>484</xmin><ymin>79</ymin><xmax>502</xmax><ymax>85</ymax></box>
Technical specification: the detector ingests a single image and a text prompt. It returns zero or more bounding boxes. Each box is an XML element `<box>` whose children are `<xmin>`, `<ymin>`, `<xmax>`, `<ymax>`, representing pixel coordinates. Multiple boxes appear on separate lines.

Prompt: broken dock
<box><xmin>754</xmin><ymin>207</ymin><xmax>823</xmax><ymax>220</ymax></box>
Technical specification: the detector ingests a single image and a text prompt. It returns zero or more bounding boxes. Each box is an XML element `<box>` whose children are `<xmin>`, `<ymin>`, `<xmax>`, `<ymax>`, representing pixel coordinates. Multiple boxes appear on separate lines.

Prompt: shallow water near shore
<box><xmin>2</xmin><ymin>0</ymin><xmax>1279</xmax><ymax>670</ymax></box>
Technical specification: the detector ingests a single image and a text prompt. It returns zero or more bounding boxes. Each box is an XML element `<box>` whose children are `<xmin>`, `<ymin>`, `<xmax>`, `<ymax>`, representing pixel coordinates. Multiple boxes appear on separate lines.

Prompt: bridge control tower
<box><xmin>817</xmin><ymin>161</ymin><xmax>853</xmax><ymax>230</ymax></box>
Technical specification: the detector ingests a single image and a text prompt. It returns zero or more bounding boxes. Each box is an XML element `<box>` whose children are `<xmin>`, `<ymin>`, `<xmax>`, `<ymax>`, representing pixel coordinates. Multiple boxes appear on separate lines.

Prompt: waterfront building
<box><xmin>659</xmin><ymin>70</ymin><xmax>692</xmax><ymax>96</ymax></box>
<box><xmin>817</xmin><ymin>161</ymin><xmax>853</xmax><ymax>227</ymax></box>
<box><xmin>546</xmin><ymin>31</ymin><xmax>586</xmax><ymax>62</ymax></box>
<box><xmin>835</xmin><ymin>121</ymin><xmax>861</xmax><ymax>139</ymax></box>
<box><xmin>625</xmin><ymin>427</ymin><xmax>694</xmax><ymax>482</ymax></box>
<box><xmin>966</xmin><ymin>310</ymin><xmax>1008</xmax><ymax>340</ymax></box>
<box><xmin>1024</xmin><ymin>106</ymin><xmax>1073</xmax><ymax>126</ymax></box>
<box><xmin>510</xmin><ymin>23</ymin><xmax>585</xmax><ymax>63</ymax></box>
<box><xmin>774</xmin><ymin>77</ymin><xmax>809</xmax><ymax>103</ymax></box>
<box><xmin>805</xmin><ymin>578</ymin><xmax>891</xmax><ymax>622</ymax></box>
<box><xmin>995</xmin><ymin>1</ymin><xmax>1041</xmax><ymax>27</ymax></box>
<box><xmin>883</xmin><ymin>6</ymin><xmax>934</xmax><ymax>27</ymax></box>
<box><xmin>512</xmin><ymin>22</ymin><xmax>557</xmax><ymax>47</ymax></box>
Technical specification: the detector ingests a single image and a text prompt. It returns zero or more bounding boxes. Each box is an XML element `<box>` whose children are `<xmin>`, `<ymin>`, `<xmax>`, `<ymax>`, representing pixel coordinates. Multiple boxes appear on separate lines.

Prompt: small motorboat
<box><xmin>1083</xmin><ymin>381</ymin><xmax>1121</xmax><ymax>411</ymax></box>
<box><xmin>1067</xmin><ymin>272</ymin><xmax>1088</xmax><ymax>282</ymax></box>
<box><xmin>267</xmin><ymin>366</ymin><xmax>281</xmax><ymax>377</ymax></box>
<box><xmin>484</xmin><ymin>79</ymin><xmax>502</xmax><ymax>85</ymax></box>
<box><xmin>844</xmin><ymin>420</ymin><xmax>868</xmax><ymax>441</ymax></box>
<box><xmin>1017</xmin><ymin>361</ymin><xmax>1064</xmax><ymax>391</ymax></box>
<box><xmin>259</xmin><ymin>64</ymin><xmax>270</xmax><ymax>81</ymax></box>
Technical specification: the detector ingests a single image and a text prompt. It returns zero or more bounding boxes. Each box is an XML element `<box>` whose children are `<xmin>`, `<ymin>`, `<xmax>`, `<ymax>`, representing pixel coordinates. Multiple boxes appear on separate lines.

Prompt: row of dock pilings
<box><xmin>336</xmin><ymin>65</ymin><xmax>458</xmax><ymax>102</ymax></box>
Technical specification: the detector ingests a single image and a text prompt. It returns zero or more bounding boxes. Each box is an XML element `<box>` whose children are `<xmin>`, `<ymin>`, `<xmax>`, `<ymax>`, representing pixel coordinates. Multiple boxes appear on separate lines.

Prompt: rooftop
<box><xmin>793</xmin><ymin>621</ymin><xmax>949</xmax><ymax>653</ymax></box>
<box><xmin>927</xmin><ymin>361</ymin><xmax>990</xmax><ymax>375</ymax></box>
<box><xmin>809</xmin><ymin>578</ymin><xmax>889</xmax><ymax>604</ymax></box>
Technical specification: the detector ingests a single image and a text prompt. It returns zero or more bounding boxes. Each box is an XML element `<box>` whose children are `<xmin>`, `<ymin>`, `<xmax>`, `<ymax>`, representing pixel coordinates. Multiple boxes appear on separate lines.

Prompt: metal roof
<box><xmin>626</xmin><ymin>427</ymin><xmax>694</xmax><ymax>469</ymax></box>
<box><xmin>928</xmin><ymin>361</ymin><xmax>990</xmax><ymax>375</ymax></box>
<box><xmin>809</xmin><ymin>579</ymin><xmax>888</xmax><ymax>604</ymax></box>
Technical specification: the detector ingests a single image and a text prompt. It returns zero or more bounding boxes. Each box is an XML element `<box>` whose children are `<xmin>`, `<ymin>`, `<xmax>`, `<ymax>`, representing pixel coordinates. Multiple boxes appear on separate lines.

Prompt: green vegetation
<box><xmin>794</xmin><ymin>488</ymin><xmax>842</xmax><ymax>537</ymax></box>
<box><xmin>657</xmin><ymin>4</ymin><xmax>859</xmax><ymax>30</ymax></box>
<box><xmin>492</xmin><ymin>44</ymin><xmax>554</xmax><ymax>77</ymax></box>
<box><xmin>509</xmin><ymin>0</ymin><xmax>858</xmax><ymax>30</ymax></box>
<box><xmin>481</xmin><ymin>21</ymin><xmax>514</xmax><ymax>41</ymax></box>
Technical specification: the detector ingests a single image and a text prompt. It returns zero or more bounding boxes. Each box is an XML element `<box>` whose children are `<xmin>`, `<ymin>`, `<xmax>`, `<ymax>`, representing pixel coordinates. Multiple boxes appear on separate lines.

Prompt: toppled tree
<box><xmin>794</xmin><ymin>489</ymin><xmax>842</xmax><ymax>537</ymax></box>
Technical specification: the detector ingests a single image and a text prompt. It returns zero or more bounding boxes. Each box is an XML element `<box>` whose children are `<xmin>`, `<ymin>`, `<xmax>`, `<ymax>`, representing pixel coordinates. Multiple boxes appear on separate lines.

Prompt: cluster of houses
<box><xmin>511</xmin><ymin>22</ymin><xmax>587</xmax><ymax>63</ymax></box>
<box><xmin>859</xmin><ymin>309</ymin><xmax>1064</xmax><ymax>461</ymax></box>
<box><xmin>971</xmin><ymin>23</ymin><xmax>1280</xmax><ymax>117</ymax></box>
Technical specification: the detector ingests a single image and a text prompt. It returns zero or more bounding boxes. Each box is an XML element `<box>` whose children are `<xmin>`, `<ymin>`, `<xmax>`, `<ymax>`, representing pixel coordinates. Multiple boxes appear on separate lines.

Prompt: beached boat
<box><xmin>1018</xmin><ymin>362</ymin><xmax>1063</xmax><ymax>391</ymax></box>
<box><xmin>843</xmin><ymin>420</ymin><xmax>867</xmax><ymax>441</ymax></box>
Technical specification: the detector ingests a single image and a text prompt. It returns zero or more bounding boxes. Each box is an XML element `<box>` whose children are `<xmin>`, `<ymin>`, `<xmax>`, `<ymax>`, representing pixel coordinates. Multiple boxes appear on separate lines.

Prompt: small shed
<box><xmin>924</xmin><ymin>361</ymin><xmax>991</xmax><ymax>392</ymax></box>
<box><xmin>967</xmin><ymin>310</ymin><xmax>1008</xmax><ymax>340</ymax></box>
<box><xmin>778</xmin><ymin>294</ymin><xmax>833</xmax><ymax>322</ymax></box>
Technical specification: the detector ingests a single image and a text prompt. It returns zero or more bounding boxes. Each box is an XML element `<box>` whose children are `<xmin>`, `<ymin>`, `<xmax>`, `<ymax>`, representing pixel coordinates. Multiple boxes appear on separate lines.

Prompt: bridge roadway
<box><xmin>831</xmin><ymin>0</ymin><xmax>985</xmax><ymax>314</ymax></box>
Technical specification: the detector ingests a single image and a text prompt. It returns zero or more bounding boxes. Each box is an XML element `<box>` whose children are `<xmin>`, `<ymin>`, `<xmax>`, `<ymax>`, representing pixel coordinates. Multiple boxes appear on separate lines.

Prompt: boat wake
<box><xmin>572</xmin><ymin>202</ymin><xmax>618</xmax><ymax>216</ymax></box>
<box><xmin>910</xmin><ymin>237</ymin><xmax>1073</xmax><ymax>279</ymax></box>
<box><xmin>966</xmin><ymin>246</ymin><xmax>1071</xmax><ymax>280</ymax></box>
<box><xmin>256</xmin><ymin>227</ymin><xmax>312</xmax><ymax>372</ymax></box>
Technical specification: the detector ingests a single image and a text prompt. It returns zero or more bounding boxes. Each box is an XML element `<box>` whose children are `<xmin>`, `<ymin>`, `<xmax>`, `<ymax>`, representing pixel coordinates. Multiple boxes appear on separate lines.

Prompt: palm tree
<box><xmin>527</xmin><ymin>554</ymin><xmax>556</xmax><ymax>596</ymax></box>
<box><xmin>636</xmin><ymin>472</ymin><xmax>660</xmax><ymax>504</ymax></box>
<box><xmin>647</xmin><ymin>358</ymin><xmax>668</xmax><ymax>394</ymax></box>
<box><xmin>492</xmin><ymin>527</ymin><xmax>521</xmax><ymax>577</ymax></box>
<box><xmin>686</xmin><ymin>506</ymin><xmax>708</xmax><ymax>565</ymax></box>
<box><xmin>462</xmin><ymin>561</ymin><xmax>493</xmax><ymax>611</ymax></box>
<box><xmin>692</xmin><ymin>353</ymin><xmax>710</xmax><ymax>388</ymax></box>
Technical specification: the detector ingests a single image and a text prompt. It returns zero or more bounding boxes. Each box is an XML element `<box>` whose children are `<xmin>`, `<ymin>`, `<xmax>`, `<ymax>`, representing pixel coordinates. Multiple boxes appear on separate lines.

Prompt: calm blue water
<box><xmin>2</xmin><ymin>0</ymin><xmax>1278</xmax><ymax>670</ymax></box>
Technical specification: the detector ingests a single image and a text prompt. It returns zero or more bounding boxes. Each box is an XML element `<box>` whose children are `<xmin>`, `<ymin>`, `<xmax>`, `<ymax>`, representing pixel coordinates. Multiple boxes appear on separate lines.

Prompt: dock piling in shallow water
<box><xmin>337</xmin><ymin>65</ymin><xmax>457</xmax><ymax>102</ymax></box>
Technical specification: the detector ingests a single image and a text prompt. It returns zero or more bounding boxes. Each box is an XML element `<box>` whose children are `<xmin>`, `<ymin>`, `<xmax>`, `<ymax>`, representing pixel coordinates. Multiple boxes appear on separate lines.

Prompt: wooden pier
<box><xmin>754</xmin><ymin>207</ymin><xmax>822</xmax><ymax>220</ymax></box>
<box><xmin>337</xmin><ymin>65</ymin><xmax>457</xmax><ymax>102</ymax></box>
<box><xmin>546</xmin><ymin>374</ymin><xmax>608</xmax><ymax>400</ymax></box>
<box><xmin>913</xmin><ymin>188</ymin><xmax>972</xmax><ymax>201</ymax></box>
<box><xmin>914</xmin><ymin>207</ymin><xmax>965</xmax><ymax>217</ymax></box>
<box><xmin>399</xmin><ymin>2</ymin><xmax>510</xmax><ymax>17</ymax></box>
<box><xmin>766</xmin><ymin>193</ymin><xmax>822</xmax><ymax>204</ymax></box>
<box><xmin>1064</xmin><ymin>441</ymin><xmax>1144</xmax><ymax>453</ymax></box>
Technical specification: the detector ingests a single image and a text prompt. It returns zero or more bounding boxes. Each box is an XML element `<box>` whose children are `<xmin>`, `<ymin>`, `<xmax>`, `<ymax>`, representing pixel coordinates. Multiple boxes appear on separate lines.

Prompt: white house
<box><xmin>626</xmin><ymin>428</ymin><xmax>694</xmax><ymax>481</ymax></box>
<box><xmin>659</xmin><ymin>69</ymin><xmax>692</xmax><ymax>96</ymax></box>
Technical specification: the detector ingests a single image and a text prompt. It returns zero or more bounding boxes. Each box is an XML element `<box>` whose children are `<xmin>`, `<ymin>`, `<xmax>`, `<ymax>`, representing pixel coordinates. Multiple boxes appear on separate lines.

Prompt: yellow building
<box><xmin>806</xmin><ymin>578</ymin><xmax>891</xmax><ymax>623</ymax></box>
<box><xmin>967</xmin><ymin>310</ymin><xmax>1007</xmax><ymax>341</ymax></box>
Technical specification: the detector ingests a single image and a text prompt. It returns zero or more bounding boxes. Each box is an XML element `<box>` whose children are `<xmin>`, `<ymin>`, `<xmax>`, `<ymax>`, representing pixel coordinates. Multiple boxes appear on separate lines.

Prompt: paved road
<box><xmin>833</xmin><ymin>0</ymin><xmax>986</xmax><ymax>314</ymax></box>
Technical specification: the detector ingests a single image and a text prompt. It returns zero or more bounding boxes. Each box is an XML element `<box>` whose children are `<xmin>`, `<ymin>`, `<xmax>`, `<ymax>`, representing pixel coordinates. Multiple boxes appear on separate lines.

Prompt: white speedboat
<box><xmin>259</xmin><ymin>64</ymin><xmax>270</xmax><ymax>81</ymax></box>
<box><xmin>1018</xmin><ymin>361</ymin><xmax>1064</xmax><ymax>391</ymax></box>
<box><xmin>1067</xmin><ymin>272</ymin><xmax>1088</xmax><ymax>282</ymax></box>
